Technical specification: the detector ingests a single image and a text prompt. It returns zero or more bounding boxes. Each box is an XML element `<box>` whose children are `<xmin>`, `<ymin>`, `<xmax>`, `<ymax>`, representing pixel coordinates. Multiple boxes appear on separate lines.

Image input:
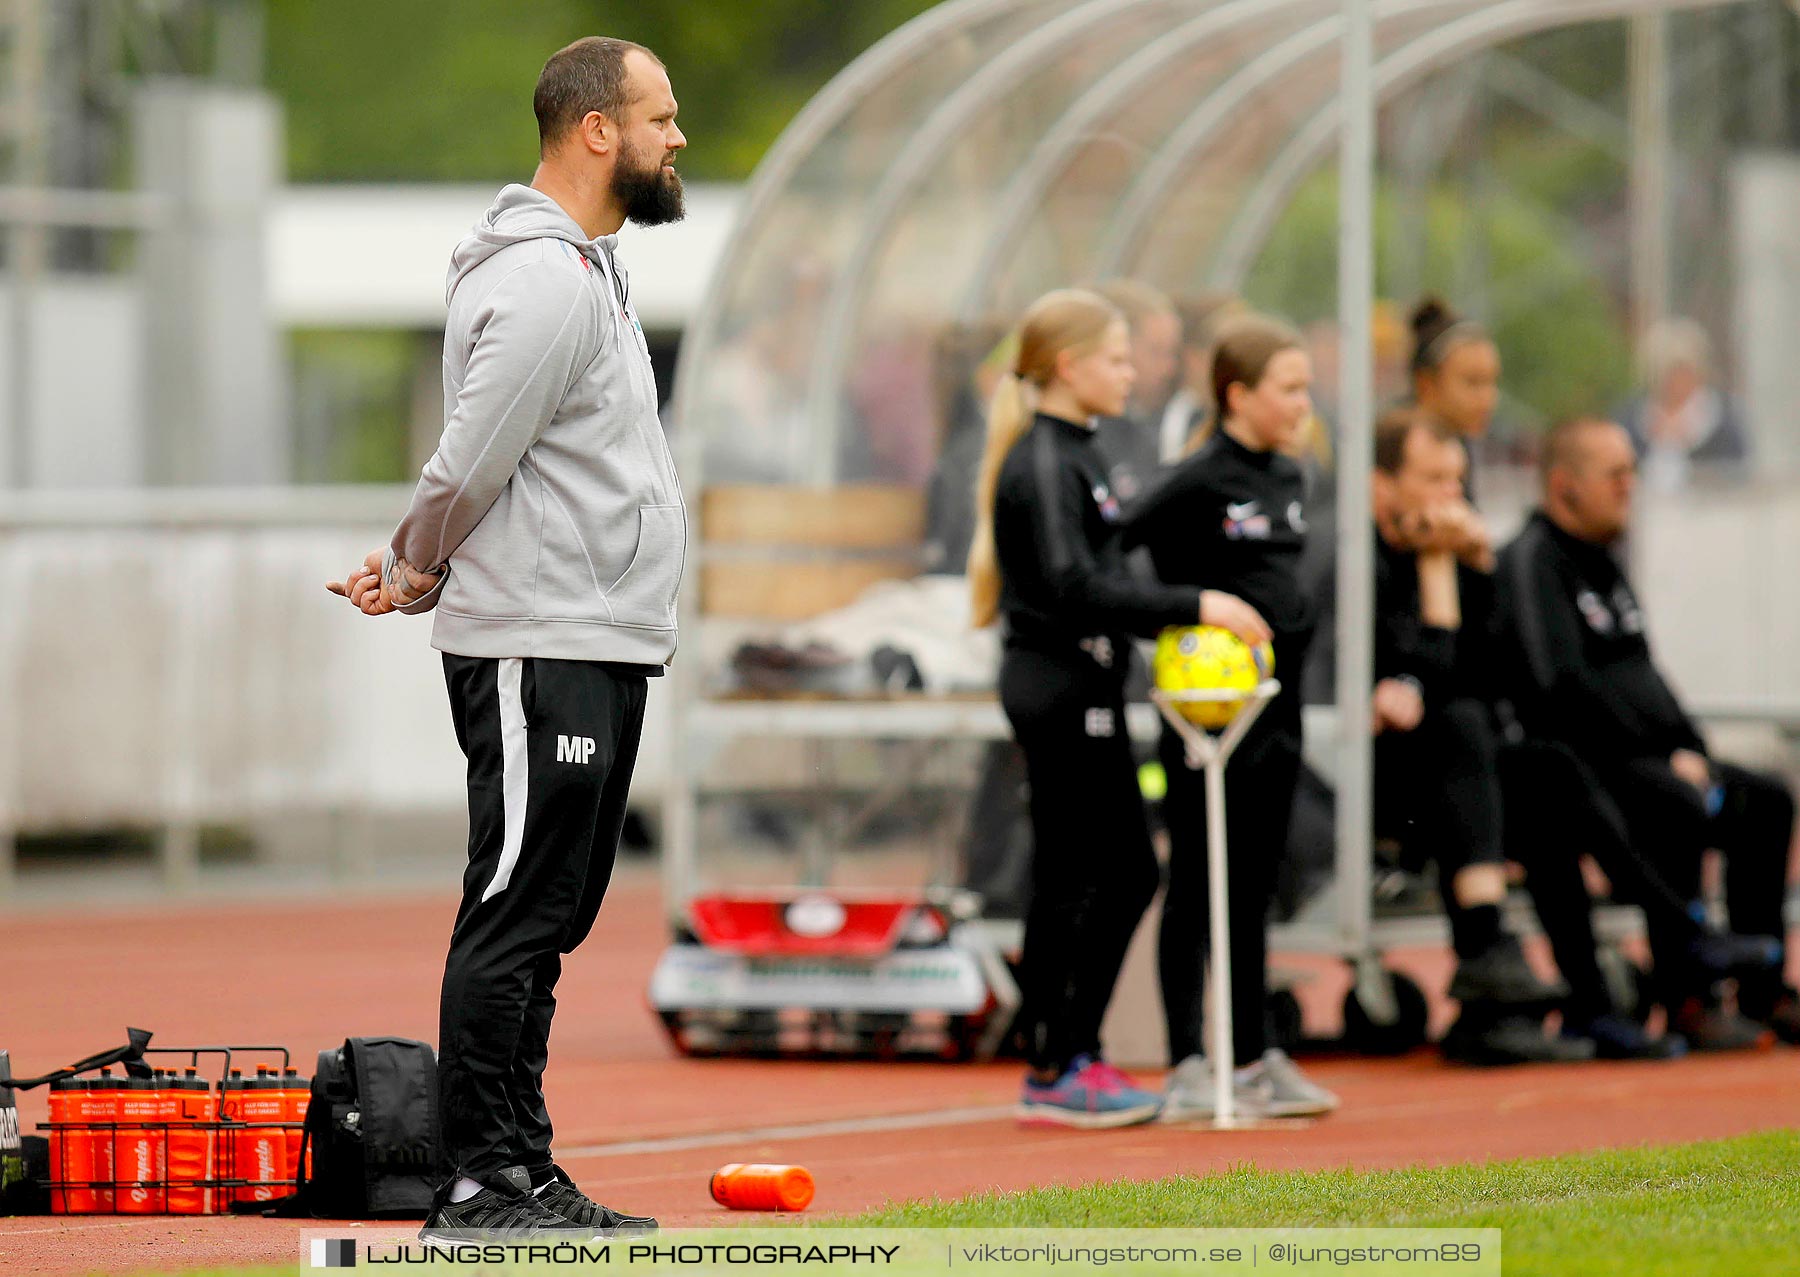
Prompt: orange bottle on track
<box><xmin>709</xmin><ymin>1163</ymin><xmax>815</xmax><ymax>1212</ymax></box>
<box><xmin>116</xmin><ymin>1073</ymin><xmax>164</xmax><ymax>1213</ymax></box>
<box><xmin>82</xmin><ymin>1068</ymin><xmax>124</xmax><ymax>1212</ymax></box>
<box><xmin>279</xmin><ymin>1066</ymin><xmax>310</xmax><ymax>1185</ymax></box>
<box><xmin>47</xmin><ymin>1078</ymin><xmax>89</xmax><ymax>1214</ymax></box>
<box><xmin>159</xmin><ymin>1069</ymin><xmax>215</xmax><ymax>1214</ymax></box>
<box><xmin>220</xmin><ymin>1067</ymin><xmax>288</xmax><ymax>1205</ymax></box>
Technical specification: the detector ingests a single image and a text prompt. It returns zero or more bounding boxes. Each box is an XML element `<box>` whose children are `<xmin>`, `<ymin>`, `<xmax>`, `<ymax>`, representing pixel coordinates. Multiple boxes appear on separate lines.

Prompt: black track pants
<box><xmin>1500</xmin><ymin>742</ymin><xmax>1783</xmax><ymax>1016</ymax></box>
<box><xmin>1001</xmin><ymin>644</ymin><xmax>1160</xmax><ymax>1076</ymax></box>
<box><xmin>1601</xmin><ymin>756</ymin><xmax>1795</xmax><ymax>1014</ymax></box>
<box><xmin>437</xmin><ymin>655</ymin><xmax>647</xmax><ymax>1180</ymax></box>
<box><xmin>1158</xmin><ymin>674</ymin><xmax>1303</xmax><ymax>1068</ymax></box>
<box><xmin>1373</xmin><ymin>698</ymin><xmax>1506</xmax><ymax>957</ymax></box>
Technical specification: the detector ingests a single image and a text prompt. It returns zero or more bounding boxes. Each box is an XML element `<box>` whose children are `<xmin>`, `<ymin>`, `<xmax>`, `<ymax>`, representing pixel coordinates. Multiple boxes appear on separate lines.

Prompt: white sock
<box><xmin>449</xmin><ymin>1176</ymin><xmax>484</xmax><ymax>1203</ymax></box>
<box><xmin>534</xmin><ymin>1182</ymin><xmax>554</xmax><ymax>1196</ymax></box>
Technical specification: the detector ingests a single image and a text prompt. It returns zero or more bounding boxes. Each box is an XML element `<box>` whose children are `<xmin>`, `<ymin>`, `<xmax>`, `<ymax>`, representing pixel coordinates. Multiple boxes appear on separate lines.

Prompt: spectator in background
<box><xmin>924</xmin><ymin>320</ymin><xmax>1013</xmax><ymax>574</ymax></box>
<box><xmin>1493</xmin><ymin>418</ymin><xmax>1798</xmax><ymax>1048</ymax></box>
<box><xmin>1159</xmin><ymin>292</ymin><xmax>1245</xmax><ymax>461</ymax></box>
<box><xmin>1618</xmin><ymin>318</ymin><xmax>1751</xmax><ymax>491</ymax></box>
<box><xmin>1090</xmin><ymin>279</ymin><xmax>1182</xmax><ymax>501</ymax></box>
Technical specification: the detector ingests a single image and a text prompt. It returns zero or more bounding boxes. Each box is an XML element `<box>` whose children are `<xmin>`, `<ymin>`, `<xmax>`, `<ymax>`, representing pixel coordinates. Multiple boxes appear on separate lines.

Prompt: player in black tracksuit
<box><xmin>972</xmin><ymin>289</ymin><xmax>1270</xmax><ymax>1126</ymax></box>
<box><xmin>1365</xmin><ymin>412</ymin><xmax>1601</xmax><ymax>1062</ymax></box>
<box><xmin>1117</xmin><ymin>316</ymin><xmax>1337</xmax><ymax>1115</ymax></box>
<box><xmin>994</xmin><ymin>409</ymin><xmax>1199</xmax><ymax>1095</ymax></box>
<box><xmin>1493</xmin><ymin>418</ymin><xmax>1799</xmax><ymax>1047</ymax></box>
<box><xmin>1122</xmin><ymin>423</ymin><xmax>1308</xmax><ymax>1080</ymax></box>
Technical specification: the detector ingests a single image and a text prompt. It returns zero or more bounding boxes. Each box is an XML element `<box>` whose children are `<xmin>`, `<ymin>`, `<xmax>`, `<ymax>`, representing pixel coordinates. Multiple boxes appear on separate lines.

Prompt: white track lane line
<box><xmin>558</xmin><ymin>1105</ymin><xmax>1018</xmax><ymax>1159</ymax></box>
<box><xmin>0</xmin><ymin>1218</ymin><xmax>160</xmax><ymax>1237</ymax></box>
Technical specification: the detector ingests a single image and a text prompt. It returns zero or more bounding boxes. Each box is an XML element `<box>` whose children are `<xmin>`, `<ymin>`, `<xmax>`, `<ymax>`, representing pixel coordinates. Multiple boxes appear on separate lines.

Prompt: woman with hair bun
<box><xmin>969</xmin><ymin>288</ymin><xmax>1269</xmax><ymax>1128</ymax></box>
<box><xmin>1408</xmin><ymin>295</ymin><xmax>1502</xmax><ymax>444</ymax></box>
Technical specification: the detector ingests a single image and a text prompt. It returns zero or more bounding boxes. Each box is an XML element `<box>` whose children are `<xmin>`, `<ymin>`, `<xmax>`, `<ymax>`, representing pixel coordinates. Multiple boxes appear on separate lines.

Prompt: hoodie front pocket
<box><xmin>606</xmin><ymin>504</ymin><xmax>684</xmax><ymax>628</ymax></box>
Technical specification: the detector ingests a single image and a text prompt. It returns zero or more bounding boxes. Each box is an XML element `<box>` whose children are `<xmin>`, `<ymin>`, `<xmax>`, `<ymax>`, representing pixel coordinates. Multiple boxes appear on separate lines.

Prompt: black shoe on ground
<box><xmin>1687</xmin><ymin>931</ymin><xmax>1783</xmax><ymax>978</ymax></box>
<box><xmin>1669</xmin><ymin>999</ymin><xmax>1775</xmax><ymax>1053</ymax></box>
<box><xmin>1441</xmin><ymin>1011</ymin><xmax>1595</xmax><ymax>1066</ymax></box>
<box><xmin>1737</xmin><ymin>989</ymin><xmax>1800</xmax><ymax>1046</ymax></box>
<box><xmin>533</xmin><ymin>1164</ymin><xmax>659</xmax><ymax>1236</ymax></box>
<box><xmin>1563</xmin><ymin>1014</ymin><xmax>1687</xmax><ymax>1061</ymax></box>
<box><xmin>419</xmin><ymin>1167</ymin><xmax>601</xmax><ymax>1246</ymax></box>
<box><xmin>1447</xmin><ymin>935</ymin><xmax>1569</xmax><ymax>1010</ymax></box>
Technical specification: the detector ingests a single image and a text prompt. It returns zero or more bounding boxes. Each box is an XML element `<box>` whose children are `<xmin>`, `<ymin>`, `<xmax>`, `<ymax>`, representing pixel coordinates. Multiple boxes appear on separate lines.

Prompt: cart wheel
<box><xmin>1595</xmin><ymin>942</ymin><xmax>1647</xmax><ymax>1022</ymax></box>
<box><xmin>862</xmin><ymin>1013</ymin><xmax>908</xmax><ymax>1060</ymax></box>
<box><xmin>1266</xmin><ymin>988</ymin><xmax>1304</xmax><ymax>1054</ymax></box>
<box><xmin>656</xmin><ymin>1010</ymin><xmax>694</xmax><ymax>1055</ymax></box>
<box><xmin>945</xmin><ymin>1014</ymin><xmax>984</xmax><ymax>1061</ymax></box>
<box><xmin>1342</xmin><ymin>969</ymin><xmax>1429</xmax><ymax>1055</ymax></box>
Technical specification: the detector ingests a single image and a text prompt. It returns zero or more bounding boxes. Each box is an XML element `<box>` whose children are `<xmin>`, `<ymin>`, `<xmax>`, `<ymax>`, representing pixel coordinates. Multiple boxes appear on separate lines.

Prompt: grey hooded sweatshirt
<box><xmin>386</xmin><ymin>184</ymin><xmax>686</xmax><ymax>665</ymax></box>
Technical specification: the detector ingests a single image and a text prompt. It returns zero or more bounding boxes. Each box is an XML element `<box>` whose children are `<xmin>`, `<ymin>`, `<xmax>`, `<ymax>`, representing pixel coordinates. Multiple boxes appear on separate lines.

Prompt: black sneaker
<box><xmin>1669</xmin><ymin>998</ymin><xmax>1776</xmax><ymax>1053</ymax></box>
<box><xmin>533</xmin><ymin>1164</ymin><xmax>659</xmax><ymax>1236</ymax></box>
<box><xmin>1441</xmin><ymin>1011</ymin><xmax>1595</xmax><ymax>1066</ymax></box>
<box><xmin>1448</xmin><ymin>935</ymin><xmax>1569</xmax><ymax>1010</ymax></box>
<box><xmin>419</xmin><ymin>1167</ymin><xmax>601</xmax><ymax>1246</ymax></box>
<box><xmin>1739</xmin><ymin>990</ymin><xmax>1800</xmax><ymax>1046</ymax></box>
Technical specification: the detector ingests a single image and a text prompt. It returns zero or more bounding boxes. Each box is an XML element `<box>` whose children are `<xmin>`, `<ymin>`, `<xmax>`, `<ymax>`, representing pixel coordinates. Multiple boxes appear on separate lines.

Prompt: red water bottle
<box><xmin>279</xmin><ymin>1066</ymin><xmax>310</xmax><ymax>1185</ymax></box>
<box><xmin>83</xmin><ymin>1068</ymin><xmax>124</xmax><ymax>1212</ymax></box>
<box><xmin>116</xmin><ymin>1073</ymin><xmax>164</xmax><ymax>1213</ymax></box>
<box><xmin>159</xmin><ymin>1069</ymin><xmax>215</xmax><ymax>1214</ymax></box>
<box><xmin>220</xmin><ymin>1067</ymin><xmax>288</xmax><ymax>1204</ymax></box>
<box><xmin>47</xmin><ymin>1078</ymin><xmax>90</xmax><ymax>1214</ymax></box>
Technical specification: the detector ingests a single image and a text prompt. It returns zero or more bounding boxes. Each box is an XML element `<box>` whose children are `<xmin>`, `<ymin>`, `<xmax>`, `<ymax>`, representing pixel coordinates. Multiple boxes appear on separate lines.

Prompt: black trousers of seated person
<box><xmin>1601</xmin><ymin>756</ymin><xmax>1794</xmax><ymax>1016</ymax></box>
<box><xmin>1158</xmin><ymin>668</ymin><xmax>1304</xmax><ymax>1069</ymax></box>
<box><xmin>1002</xmin><ymin>644</ymin><xmax>1160</xmax><ymax>1076</ymax></box>
<box><xmin>1501</xmin><ymin>741</ymin><xmax>1698</xmax><ymax>1021</ymax></box>
<box><xmin>437</xmin><ymin>655</ymin><xmax>647</xmax><ymax>1181</ymax></box>
<box><xmin>1372</xmin><ymin>697</ymin><xmax>1507</xmax><ymax>959</ymax></box>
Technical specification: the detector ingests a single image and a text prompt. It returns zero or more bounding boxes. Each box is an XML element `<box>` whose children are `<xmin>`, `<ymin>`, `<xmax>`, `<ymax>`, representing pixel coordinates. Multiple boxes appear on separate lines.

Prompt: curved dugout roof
<box><xmin>674</xmin><ymin>0</ymin><xmax>1744</xmax><ymax>490</ymax></box>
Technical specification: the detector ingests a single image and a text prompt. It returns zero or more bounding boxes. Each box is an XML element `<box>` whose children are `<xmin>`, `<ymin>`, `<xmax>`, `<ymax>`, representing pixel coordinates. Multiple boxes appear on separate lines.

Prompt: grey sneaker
<box><xmin>1158</xmin><ymin>1054</ymin><xmax>1269</xmax><ymax>1123</ymax></box>
<box><xmin>1239</xmin><ymin>1048</ymin><xmax>1339</xmax><ymax>1117</ymax></box>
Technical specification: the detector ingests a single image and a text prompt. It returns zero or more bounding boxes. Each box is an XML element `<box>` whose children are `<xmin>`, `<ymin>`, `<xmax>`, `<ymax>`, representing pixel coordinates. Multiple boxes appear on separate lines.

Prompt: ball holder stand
<box><xmin>1151</xmin><ymin>679</ymin><xmax>1303</xmax><ymax>1131</ymax></box>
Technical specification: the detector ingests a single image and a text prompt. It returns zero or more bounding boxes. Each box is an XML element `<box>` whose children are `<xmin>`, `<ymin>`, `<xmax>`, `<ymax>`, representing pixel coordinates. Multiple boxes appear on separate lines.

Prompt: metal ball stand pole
<box><xmin>1150</xmin><ymin>679</ymin><xmax>1281</xmax><ymax>1130</ymax></box>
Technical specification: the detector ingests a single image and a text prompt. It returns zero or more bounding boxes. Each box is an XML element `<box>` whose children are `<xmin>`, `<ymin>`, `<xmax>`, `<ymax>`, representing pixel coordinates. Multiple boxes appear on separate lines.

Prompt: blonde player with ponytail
<box><xmin>969</xmin><ymin>288</ymin><xmax>1268</xmax><ymax>1128</ymax></box>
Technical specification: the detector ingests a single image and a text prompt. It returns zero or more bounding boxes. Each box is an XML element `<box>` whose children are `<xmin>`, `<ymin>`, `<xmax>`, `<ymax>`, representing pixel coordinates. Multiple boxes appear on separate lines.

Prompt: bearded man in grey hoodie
<box><xmin>330</xmin><ymin>37</ymin><xmax>685</xmax><ymax>1244</ymax></box>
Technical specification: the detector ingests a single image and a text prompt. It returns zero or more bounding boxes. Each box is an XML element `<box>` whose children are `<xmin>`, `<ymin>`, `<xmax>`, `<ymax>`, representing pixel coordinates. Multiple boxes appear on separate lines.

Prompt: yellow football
<box><xmin>1152</xmin><ymin>625</ymin><xmax>1275</xmax><ymax>729</ymax></box>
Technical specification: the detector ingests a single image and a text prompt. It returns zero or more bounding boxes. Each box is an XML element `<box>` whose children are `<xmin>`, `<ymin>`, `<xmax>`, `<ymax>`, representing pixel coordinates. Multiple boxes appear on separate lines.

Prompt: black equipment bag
<box><xmin>269</xmin><ymin>1037</ymin><xmax>441</xmax><ymax>1219</ymax></box>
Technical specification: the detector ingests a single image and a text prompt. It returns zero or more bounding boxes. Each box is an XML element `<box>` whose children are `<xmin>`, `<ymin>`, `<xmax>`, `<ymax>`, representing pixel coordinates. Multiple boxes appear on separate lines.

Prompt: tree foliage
<box><xmin>266</xmin><ymin>0</ymin><xmax>941</xmax><ymax>183</ymax></box>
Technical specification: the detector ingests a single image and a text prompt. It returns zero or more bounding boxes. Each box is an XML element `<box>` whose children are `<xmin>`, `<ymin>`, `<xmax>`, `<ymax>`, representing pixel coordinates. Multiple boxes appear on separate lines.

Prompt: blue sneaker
<box><xmin>1563</xmin><ymin>1014</ymin><xmax>1687</xmax><ymax>1061</ymax></box>
<box><xmin>1017</xmin><ymin>1055</ymin><xmax>1161</xmax><ymax>1128</ymax></box>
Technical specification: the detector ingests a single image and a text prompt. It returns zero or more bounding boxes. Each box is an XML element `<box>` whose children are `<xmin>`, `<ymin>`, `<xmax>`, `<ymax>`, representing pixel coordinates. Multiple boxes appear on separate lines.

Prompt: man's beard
<box><xmin>613</xmin><ymin>141</ymin><xmax>685</xmax><ymax>227</ymax></box>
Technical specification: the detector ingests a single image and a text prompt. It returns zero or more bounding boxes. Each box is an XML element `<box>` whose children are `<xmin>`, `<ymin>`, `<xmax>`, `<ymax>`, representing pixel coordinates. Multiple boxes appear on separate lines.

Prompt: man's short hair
<box><xmin>1373</xmin><ymin>406</ymin><xmax>1453</xmax><ymax>474</ymax></box>
<box><xmin>1092</xmin><ymin>278</ymin><xmax>1175</xmax><ymax>334</ymax></box>
<box><xmin>534</xmin><ymin>37</ymin><xmax>662</xmax><ymax>150</ymax></box>
<box><xmin>1539</xmin><ymin>416</ymin><xmax>1617</xmax><ymax>487</ymax></box>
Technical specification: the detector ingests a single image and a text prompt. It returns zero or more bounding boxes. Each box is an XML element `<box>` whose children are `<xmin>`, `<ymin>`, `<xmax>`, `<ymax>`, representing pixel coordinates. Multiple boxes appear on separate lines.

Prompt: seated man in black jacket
<box><xmin>1494</xmin><ymin>417</ymin><xmax>1797</xmax><ymax>1046</ymax></box>
<box><xmin>1369</xmin><ymin>410</ymin><xmax>1588</xmax><ymax>1064</ymax></box>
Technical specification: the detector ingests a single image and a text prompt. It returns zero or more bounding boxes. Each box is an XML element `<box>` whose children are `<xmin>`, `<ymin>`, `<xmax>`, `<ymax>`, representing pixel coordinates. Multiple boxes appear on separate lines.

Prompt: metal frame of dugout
<box><xmin>660</xmin><ymin>0</ymin><xmax>1794</xmax><ymax>1059</ymax></box>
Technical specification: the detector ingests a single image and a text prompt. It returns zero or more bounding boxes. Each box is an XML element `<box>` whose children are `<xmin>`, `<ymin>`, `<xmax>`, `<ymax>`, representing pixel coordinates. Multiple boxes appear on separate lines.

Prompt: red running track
<box><xmin>3</xmin><ymin>865</ymin><xmax>1797</xmax><ymax>1275</ymax></box>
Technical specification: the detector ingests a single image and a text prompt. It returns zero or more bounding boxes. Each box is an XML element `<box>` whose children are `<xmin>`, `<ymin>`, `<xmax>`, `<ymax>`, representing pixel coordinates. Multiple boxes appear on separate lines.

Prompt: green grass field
<box><xmin>136</xmin><ymin>1129</ymin><xmax>1800</xmax><ymax>1277</ymax></box>
<box><xmin>839</xmin><ymin>1129</ymin><xmax>1800</xmax><ymax>1275</ymax></box>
